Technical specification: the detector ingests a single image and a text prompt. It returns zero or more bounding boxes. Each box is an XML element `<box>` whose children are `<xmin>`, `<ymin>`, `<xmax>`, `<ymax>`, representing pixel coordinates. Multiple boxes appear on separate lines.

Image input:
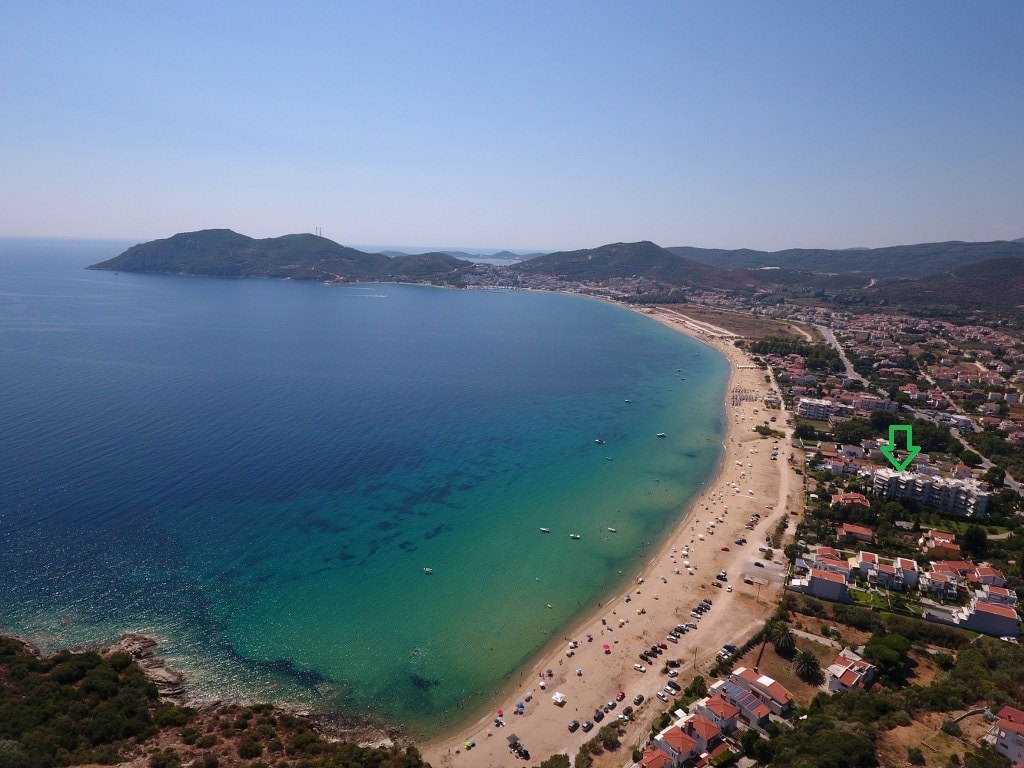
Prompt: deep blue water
<box><xmin>0</xmin><ymin>238</ymin><xmax>728</xmax><ymax>734</ymax></box>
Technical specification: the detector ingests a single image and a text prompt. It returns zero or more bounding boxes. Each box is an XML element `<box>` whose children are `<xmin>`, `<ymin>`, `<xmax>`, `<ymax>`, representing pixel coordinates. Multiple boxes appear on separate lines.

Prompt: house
<box><xmin>836</xmin><ymin>521</ymin><xmax>874</xmax><ymax>541</ymax></box>
<box><xmin>826</xmin><ymin>649</ymin><xmax>877</xmax><ymax>694</ymax></box>
<box><xmin>655</xmin><ymin>725</ymin><xmax>700</xmax><ymax>766</ymax></box>
<box><xmin>919</xmin><ymin>570</ymin><xmax>958</xmax><ymax>601</ymax></box>
<box><xmin>854</xmin><ymin>551</ymin><xmax>878</xmax><ymax>578</ymax></box>
<box><xmin>695</xmin><ymin>695</ymin><xmax>739</xmax><ymax>734</ymax></box>
<box><xmin>873</xmin><ymin>562</ymin><xmax>899</xmax><ymax>590</ymax></box>
<box><xmin>977</xmin><ymin>584</ymin><xmax>1018</xmax><ymax>607</ymax></box>
<box><xmin>959</xmin><ymin>600</ymin><xmax>1021</xmax><ymax>638</ymax></box>
<box><xmin>894</xmin><ymin>557</ymin><xmax>919</xmax><ymax>589</ymax></box>
<box><xmin>636</xmin><ymin>748</ymin><xmax>674</xmax><ymax>768</ymax></box>
<box><xmin>813</xmin><ymin>554</ymin><xmax>854</xmax><ymax>581</ymax></box>
<box><xmin>807</xmin><ymin>567</ymin><xmax>853</xmax><ymax>602</ymax></box>
<box><xmin>919</xmin><ymin>529</ymin><xmax>962</xmax><ymax>559</ymax></box>
<box><xmin>683</xmin><ymin>714</ymin><xmax>722</xmax><ymax>753</ymax></box>
<box><xmin>730</xmin><ymin>667</ymin><xmax>795</xmax><ymax>716</ymax></box>
<box><xmin>985</xmin><ymin>705</ymin><xmax>1024</xmax><ymax>766</ymax></box>
<box><xmin>708</xmin><ymin>680</ymin><xmax>770</xmax><ymax>728</ymax></box>
<box><xmin>973</xmin><ymin>566</ymin><xmax>1008</xmax><ymax>588</ymax></box>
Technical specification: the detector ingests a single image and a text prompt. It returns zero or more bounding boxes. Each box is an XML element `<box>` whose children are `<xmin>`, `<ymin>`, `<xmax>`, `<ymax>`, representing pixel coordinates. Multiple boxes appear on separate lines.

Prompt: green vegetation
<box><xmin>747</xmin><ymin>337</ymin><xmax>843</xmax><ymax>372</ymax></box>
<box><xmin>0</xmin><ymin>637</ymin><xmax>431</xmax><ymax>768</ymax></box>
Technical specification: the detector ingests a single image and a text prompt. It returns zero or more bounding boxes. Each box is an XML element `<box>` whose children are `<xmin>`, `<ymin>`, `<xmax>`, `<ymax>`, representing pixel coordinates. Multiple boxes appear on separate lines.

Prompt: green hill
<box><xmin>667</xmin><ymin>239</ymin><xmax>1024</xmax><ymax>278</ymax></box>
<box><xmin>88</xmin><ymin>230</ymin><xmax>472</xmax><ymax>283</ymax></box>
<box><xmin>865</xmin><ymin>257</ymin><xmax>1024</xmax><ymax>315</ymax></box>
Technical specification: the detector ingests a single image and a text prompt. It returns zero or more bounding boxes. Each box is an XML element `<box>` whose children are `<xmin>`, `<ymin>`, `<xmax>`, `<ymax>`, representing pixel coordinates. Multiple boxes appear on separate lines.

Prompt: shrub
<box><xmin>908</xmin><ymin>746</ymin><xmax>926</xmax><ymax>765</ymax></box>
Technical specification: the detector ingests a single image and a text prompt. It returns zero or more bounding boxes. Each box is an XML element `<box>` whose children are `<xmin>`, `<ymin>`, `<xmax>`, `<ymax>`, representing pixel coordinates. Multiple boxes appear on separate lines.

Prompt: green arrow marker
<box><xmin>880</xmin><ymin>425</ymin><xmax>921</xmax><ymax>472</ymax></box>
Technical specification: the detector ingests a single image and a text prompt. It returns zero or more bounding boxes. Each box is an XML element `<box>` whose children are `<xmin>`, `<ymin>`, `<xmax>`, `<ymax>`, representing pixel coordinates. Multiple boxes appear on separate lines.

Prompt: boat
<box><xmin>540</xmin><ymin>527</ymin><xmax>551</xmax><ymax>533</ymax></box>
<box><xmin>423</xmin><ymin>567</ymin><xmax>433</xmax><ymax>574</ymax></box>
<box><xmin>570</xmin><ymin>533</ymin><xmax>581</xmax><ymax>540</ymax></box>
<box><xmin>607</xmin><ymin>527</ymin><xmax>617</xmax><ymax>533</ymax></box>
<box><xmin>594</xmin><ymin>438</ymin><xmax>605</xmax><ymax>444</ymax></box>
<box><xmin>624</xmin><ymin>399</ymin><xmax>632</xmax><ymax>403</ymax></box>
<box><xmin>656</xmin><ymin>433</ymin><xmax>667</xmax><ymax>438</ymax></box>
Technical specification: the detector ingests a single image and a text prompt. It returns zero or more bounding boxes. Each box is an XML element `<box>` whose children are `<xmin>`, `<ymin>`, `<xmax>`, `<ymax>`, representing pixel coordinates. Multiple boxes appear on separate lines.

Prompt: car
<box><xmin>721</xmin><ymin>546</ymin><xmax>730</xmax><ymax>551</ymax></box>
<box><xmin>657</xmin><ymin>642</ymin><xmax>668</xmax><ymax>650</ymax></box>
<box><xmin>634</xmin><ymin>663</ymin><xmax>646</xmax><ymax>672</ymax></box>
<box><xmin>593</xmin><ymin>709</ymin><xmax>605</xmax><ymax>722</ymax></box>
<box><xmin>684</xmin><ymin>621</ymin><xmax>698</xmax><ymax>630</ymax></box>
<box><xmin>667</xmin><ymin>659</ymin><xmax>680</xmax><ymax>668</ymax></box>
<box><xmin>667</xmin><ymin>669</ymin><xmax>679</xmax><ymax>678</ymax></box>
<box><xmin>754</xmin><ymin>561</ymin><xmax>765</xmax><ymax>567</ymax></box>
<box><xmin>633</xmin><ymin>694</ymin><xmax>645</xmax><ymax>705</ymax></box>
<box><xmin>582</xmin><ymin>720</ymin><xmax>594</xmax><ymax>732</ymax></box>
<box><xmin>711</xmin><ymin>580</ymin><xmax>722</xmax><ymax>588</ymax></box>
<box><xmin>656</xmin><ymin>691</ymin><xmax>669</xmax><ymax>702</ymax></box>
<box><xmin>674</xmin><ymin>625</ymin><xmax>688</xmax><ymax>634</ymax></box>
<box><xmin>717</xmin><ymin>571</ymin><xmax>727</xmax><ymax>580</ymax></box>
<box><xmin>615</xmin><ymin>690</ymin><xmax>626</xmax><ymax>702</ymax></box>
<box><xmin>718</xmin><ymin>650</ymin><xmax>730</xmax><ymax>659</ymax></box>
<box><xmin>735</xmin><ymin>538</ymin><xmax>746</xmax><ymax>545</ymax></box>
<box><xmin>743</xmin><ymin>577</ymin><xmax>754</xmax><ymax>585</ymax></box>
<box><xmin>666</xmin><ymin>680</ymin><xmax>681</xmax><ymax>692</ymax></box>
<box><xmin>666</xmin><ymin>634</ymin><xmax>678</xmax><ymax>643</ymax></box>
<box><xmin>670</xmin><ymin>630</ymin><xmax>682</xmax><ymax>638</ymax></box>
<box><xmin>606</xmin><ymin>700</ymin><xmax>616</xmax><ymax>711</ymax></box>
<box><xmin>690</xmin><ymin>611</ymin><xmax>702</xmax><ymax>619</ymax></box>
<box><xmin>639</xmin><ymin>652</ymin><xmax>649</xmax><ymax>661</ymax></box>
<box><xmin>568</xmin><ymin>720</ymin><xmax>580</xmax><ymax>732</ymax></box>
<box><xmin>724</xmin><ymin>643</ymin><xmax>738</xmax><ymax>652</ymax></box>
<box><xmin>727</xmin><ymin>584</ymin><xmax>733</xmax><ymax>592</ymax></box>
<box><xmin>663</xmin><ymin>685</ymin><xmax>676</xmax><ymax>695</ymax></box>
<box><xmin>704</xmin><ymin>598</ymin><xmax>713</xmax><ymax>605</ymax></box>
<box><xmin>622</xmin><ymin>705</ymin><xmax>633</xmax><ymax>717</ymax></box>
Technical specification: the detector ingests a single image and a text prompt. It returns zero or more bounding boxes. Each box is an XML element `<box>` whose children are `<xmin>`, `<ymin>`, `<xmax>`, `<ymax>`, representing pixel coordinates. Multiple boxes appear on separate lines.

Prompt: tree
<box><xmin>685</xmin><ymin>675</ymin><xmax>707</xmax><ymax>698</ymax></box>
<box><xmin>962</xmin><ymin>525</ymin><xmax>988</xmax><ymax>560</ymax></box>
<box><xmin>794</xmin><ymin>650</ymin><xmax>823</xmax><ymax>683</ymax></box>
<box><xmin>981</xmin><ymin>465</ymin><xmax>1006</xmax><ymax>487</ymax></box>
<box><xmin>959</xmin><ymin>450</ymin><xmax>983</xmax><ymax>468</ymax></box>
<box><xmin>773</xmin><ymin>627</ymin><xmax>796</xmax><ymax>658</ymax></box>
<box><xmin>598</xmin><ymin>725</ymin><xmax>620</xmax><ymax>751</ymax></box>
<box><xmin>863</xmin><ymin>632</ymin><xmax>911</xmax><ymax>685</ymax></box>
<box><xmin>538</xmin><ymin>754</ymin><xmax>570</xmax><ymax>768</ymax></box>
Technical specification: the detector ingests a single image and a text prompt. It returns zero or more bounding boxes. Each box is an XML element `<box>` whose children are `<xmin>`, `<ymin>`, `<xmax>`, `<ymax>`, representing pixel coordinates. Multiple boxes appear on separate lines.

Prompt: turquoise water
<box><xmin>0</xmin><ymin>238</ymin><xmax>728</xmax><ymax>735</ymax></box>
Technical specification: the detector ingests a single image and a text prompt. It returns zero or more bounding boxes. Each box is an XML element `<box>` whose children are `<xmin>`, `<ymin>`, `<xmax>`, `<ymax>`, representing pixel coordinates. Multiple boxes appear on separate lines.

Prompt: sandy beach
<box><xmin>421</xmin><ymin>305</ymin><xmax>803</xmax><ymax>768</ymax></box>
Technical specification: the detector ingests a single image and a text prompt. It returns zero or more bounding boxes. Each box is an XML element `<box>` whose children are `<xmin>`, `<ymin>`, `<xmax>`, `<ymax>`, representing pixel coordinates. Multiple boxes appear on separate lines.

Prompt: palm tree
<box><xmin>754</xmin><ymin>619</ymin><xmax>787</xmax><ymax>669</ymax></box>
<box><xmin>794</xmin><ymin>650</ymin><xmax>822</xmax><ymax>683</ymax></box>
<box><xmin>772</xmin><ymin>627</ymin><xmax>796</xmax><ymax>658</ymax></box>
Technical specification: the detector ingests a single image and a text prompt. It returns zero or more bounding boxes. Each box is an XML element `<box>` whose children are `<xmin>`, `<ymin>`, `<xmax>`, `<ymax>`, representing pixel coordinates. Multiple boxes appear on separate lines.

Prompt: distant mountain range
<box><xmin>89</xmin><ymin>230</ymin><xmax>1024</xmax><ymax>323</ymax></box>
<box><xmin>667</xmin><ymin>239</ymin><xmax>1024</xmax><ymax>278</ymax></box>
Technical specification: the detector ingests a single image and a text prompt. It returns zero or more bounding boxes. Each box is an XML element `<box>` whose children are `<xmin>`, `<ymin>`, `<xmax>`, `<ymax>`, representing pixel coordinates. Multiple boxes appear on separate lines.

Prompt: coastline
<box><xmin>420</xmin><ymin>303</ymin><xmax>802</xmax><ymax>767</ymax></box>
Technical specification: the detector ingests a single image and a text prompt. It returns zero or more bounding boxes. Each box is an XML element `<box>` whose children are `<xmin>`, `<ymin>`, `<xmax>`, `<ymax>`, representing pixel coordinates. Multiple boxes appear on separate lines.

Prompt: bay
<box><xmin>0</xmin><ymin>238</ymin><xmax>728</xmax><ymax>735</ymax></box>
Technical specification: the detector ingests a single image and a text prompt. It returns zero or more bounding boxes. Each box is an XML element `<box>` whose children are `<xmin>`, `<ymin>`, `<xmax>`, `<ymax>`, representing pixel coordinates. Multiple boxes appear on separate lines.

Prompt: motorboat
<box><xmin>570</xmin><ymin>533</ymin><xmax>581</xmax><ymax>540</ymax></box>
<box><xmin>540</xmin><ymin>527</ymin><xmax>551</xmax><ymax>533</ymax></box>
<box><xmin>594</xmin><ymin>438</ymin><xmax>606</xmax><ymax>444</ymax></box>
<box><xmin>607</xmin><ymin>527</ymin><xmax>617</xmax><ymax>533</ymax></box>
<box><xmin>423</xmin><ymin>567</ymin><xmax>433</xmax><ymax>574</ymax></box>
<box><xmin>656</xmin><ymin>433</ymin><xmax>666</xmax><ymax>438</ymax></box>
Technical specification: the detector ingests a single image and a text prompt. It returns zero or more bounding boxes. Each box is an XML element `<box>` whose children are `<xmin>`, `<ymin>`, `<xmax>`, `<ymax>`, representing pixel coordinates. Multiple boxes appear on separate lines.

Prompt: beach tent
<box><xmin>552</xmin><ymin>691</ymin><xmax>566</xmax><ymax>705</ymax></box>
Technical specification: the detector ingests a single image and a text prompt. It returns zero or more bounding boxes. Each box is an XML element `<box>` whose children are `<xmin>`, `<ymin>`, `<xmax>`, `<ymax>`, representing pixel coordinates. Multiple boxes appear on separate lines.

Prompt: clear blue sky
<box><xmin>3</xmin><ymin>1</ymin><xmax>1022</xmax><ymax>251</ymax></box>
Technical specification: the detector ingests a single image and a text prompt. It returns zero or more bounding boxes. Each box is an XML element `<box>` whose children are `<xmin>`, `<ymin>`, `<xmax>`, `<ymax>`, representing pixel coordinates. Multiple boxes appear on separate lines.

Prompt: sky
<box><xmin>2</xmin><ymin>1</ymin><xmax>1023</xmax><ymax>252</ymax></box>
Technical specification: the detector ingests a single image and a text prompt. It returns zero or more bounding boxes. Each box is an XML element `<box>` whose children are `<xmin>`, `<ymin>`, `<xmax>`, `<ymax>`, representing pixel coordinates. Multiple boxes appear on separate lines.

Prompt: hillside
<box><xmin>864</xmin><ymin>256</ymin><xmax>1024</xmax><ymax>315</ymax></box>
<box><xmin>88</xmin><ymin>230</ymin><xmax>472</xmax><ymax>283</ymax></box>
<box><xmin>667</xmin><ymin>239</ymin><xmax>1024</xmax><ymax>278</ymax></box>
<box><xmin>513</xmin><ymin>240</ymin><xmax>761</xmax><ymax>290</ymax></box>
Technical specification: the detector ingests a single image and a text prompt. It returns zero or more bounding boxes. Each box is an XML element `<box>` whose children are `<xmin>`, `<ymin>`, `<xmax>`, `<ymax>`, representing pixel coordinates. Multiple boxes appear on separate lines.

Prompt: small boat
<box><xmin>540</xmin><ymin>527</ymin><xmax>551</xmax><ymax>533</ymax></box>
<box><xmin>607</xmin><ymin>527</ymin><xmax>617</xmax><ymax>533</ymax></box>
<box><xmin>594</xmin><ymin>438</ymin><xmax>606</xmax><ymax>444</ymax></box>
<box><xmin>657</xmin><ymin>433</ymin><xmax>667</xmax><ymax>438</ymax></box>
<box><xmin>624</xmin><ymin>399</ymin><xmax>632</xmax><ymax>403</ymax></box>
<box><xmin>423</xmin><ymin>567</ymin><xmax>433</xmax><ymax>574</ymax></box>
<box><xmin>570</xmin><ymin>533</ymin><xmax>581</xmax><ymax>540</ymax></box>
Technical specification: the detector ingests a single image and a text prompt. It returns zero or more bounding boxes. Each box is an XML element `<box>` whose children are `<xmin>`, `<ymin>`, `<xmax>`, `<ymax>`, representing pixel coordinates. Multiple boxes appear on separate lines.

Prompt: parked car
<box><xmin>721</xmin><ymin>546</ymin><xmax>730</xmax><ymax>551</ymax></box>
<box><xmin>582</xmin><ymin>720</ymin><xmax>594</xmax><ymax>732</ymax></box>
<box><xmin>667</xmin><ymin>659</ymin><xmax>681</xmax><ymax>668</ymax></box>
<box><xmin>666</xmin><ymin>634</ymin><xmax>678</xmax><ymax>643</ymax></box>
<box><xmin>634</xmin><ymin>663</ymin><xmax>646</xmax><ymax>672</ymax></box>
<box><xmin>735</xmin><ymin>538</ymin><xmax>746</xmax><ymax>545</ymax></box>
<box><xmin>727</xmin><ymin>584</ymin><xmax>733</xmax><ymax>592</ymax></box>
<box><xmin>568</xmin><ymin>720</ymin><xmax>580</xmax><ymax>732</ymax></box>
<box><xmin>633</xmin><ymin>694</ymin><xmax>645</xmax><ymax>705</ymax></box>
<box><xmin>666</xmin><ymin>680</ymin><xmax>681</xmax><ymax>692</ymax></box>
<box><xmin>615</xmin><ymin>690</ymin><xmax>626</xmax><ymax>702</ymax></box>
<box><xmin>593</xmin><ymin>710</ymin><xmax>604</xmax><ymax>722</ymax></box>
<box><xmin>656</xmin><ymin>691</ymin><xmax>669</xmax><ymax>702</ymax></box>
<box><xmin>684</xmin><ymin>622</ymin><xmax>698</xmax><ymax>630</ymax></box>
<box><xmin>754</xmin><ymin>561</ymin><xmax>765</xmax><ymax>568</ymax></box>
<box><xmin>667</xmin><ymin>669</ymin><xmax>679</xmax><ymax>678</ymax></box>
<box><xmin>622</xmin><ymin>705</ymin><xmax>633</xmax><ymax>717</ymax></box>
<box><xmin>606</xmin><ymin>700</ymin><xmax>616</xmax><ymax>711</ymax></box>
<box><xmin>657</xmin><ymin>642</ymin><xmax>668</xmax><ymax>650</ymax></box>
<box><xmin>711</xmin><ymin>580</ymin><xmax>722</xmax><ymax>588</ymax></box>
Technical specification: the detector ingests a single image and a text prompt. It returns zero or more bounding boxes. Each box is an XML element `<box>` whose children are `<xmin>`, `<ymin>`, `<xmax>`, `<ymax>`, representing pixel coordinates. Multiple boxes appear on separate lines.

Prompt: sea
<box><xmin>0</xmin><ymin>237</ymin><xmax>728</xmax><ymax>736</ymax></box>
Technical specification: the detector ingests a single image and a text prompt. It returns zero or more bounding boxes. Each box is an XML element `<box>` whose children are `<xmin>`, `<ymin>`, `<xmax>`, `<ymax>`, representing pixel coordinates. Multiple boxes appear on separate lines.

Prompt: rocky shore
<box><xmin>106</xmin><ymin>633</ymin><xmax>187</xmax><ymax>698</ymax></box>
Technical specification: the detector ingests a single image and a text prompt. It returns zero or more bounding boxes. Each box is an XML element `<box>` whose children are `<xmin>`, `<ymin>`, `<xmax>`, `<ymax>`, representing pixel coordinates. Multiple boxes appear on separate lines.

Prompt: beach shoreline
<box><xmin>420</xmin><ymin>302</ymin><xmax>802</xmax><ymax>768</ymax></box>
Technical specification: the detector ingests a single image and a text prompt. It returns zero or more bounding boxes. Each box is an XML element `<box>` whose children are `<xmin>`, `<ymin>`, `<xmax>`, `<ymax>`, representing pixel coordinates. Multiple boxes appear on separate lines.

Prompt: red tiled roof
<box><xmin>811</xmin><ymin>568</ymin><xmax>847</xmax><ymax>584</ymax></box>
<box><xmin>640</xmin><ymin>748</ymin><xmax>673</xmax><ymax>768</ymax></box>
<box><xmin>858</xmin><ymin>551</ymin><xmax>878</xmax><ymax>564</ymax></box>
<box><xmin>974</xmin><ymin>601</ymin><xmax>1020</xmax><ymax>619</ymax></box>
<box><xmin>662</xmin><ymin>726</ymin><xmax>698</xmax><ymax>755</ymax></box>
<box><xmin>997</xmin><ymin>706</ymin><xmax>1024</xmax><ymax>724</ymax></box>
<box><xmin>704</xmin><ymin>695</ymin><xmax>739</xmax><ymax>720</ymax></box>
<box><xmin>687</xmin><ymin>714</ymin><xmax>720</xmax><ymax>743</ymax></box>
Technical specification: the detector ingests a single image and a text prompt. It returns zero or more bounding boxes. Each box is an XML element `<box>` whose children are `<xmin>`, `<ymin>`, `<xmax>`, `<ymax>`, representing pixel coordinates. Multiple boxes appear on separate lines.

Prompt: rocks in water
<box><xmin>108</xmin><ymin>633</ymin><xmax>185</xmax><ymax>698</ymax></box>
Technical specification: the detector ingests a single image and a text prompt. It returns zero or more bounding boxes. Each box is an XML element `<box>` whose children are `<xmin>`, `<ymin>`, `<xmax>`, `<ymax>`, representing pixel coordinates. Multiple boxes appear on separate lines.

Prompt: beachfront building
<box><xmin>804</xmin><ymin>567</ymin><xmax>853</xmax><ymax>602</ymax></box>
<box><xmin>919</xmin><ymin>570</ymin><xmax>959</xmax><ymax>601</ymax></box>
<box><xmin>985</xmin><ymin>706</ymin><xmax>1024</xmax><ymax>766</ymax></box>
<box><xmin>729</xmin><ymin>667</ymin><xmax>795</xmax><ymax>716</ymax></box>
<box><xmin>826</xmin><ymin>649</ymin><xmax>877</xmax><ymax>694</ymax></box>
<box><xmin>957</xmin><ymin>600</ymin><xmax>1022</xmax><ymax>638</ymax></box>
<box><xmin>796</xmin><ymin>397</ymin><xmax>853</xmax><ymax>421</ymax></box>
<box><xmin>871</xmin><ymin>468</ymin><xmax>990</xmax><ymax>516</ymax></box>
<box><xmin>707</xmin><ymin>680</ymin><xmax>770</xmax><ymax>728</ymax></box>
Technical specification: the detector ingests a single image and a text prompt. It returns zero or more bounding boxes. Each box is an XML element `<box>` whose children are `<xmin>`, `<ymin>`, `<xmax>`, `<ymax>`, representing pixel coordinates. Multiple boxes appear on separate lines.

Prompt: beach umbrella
<box><xmin>602</xmin><ymin>644</ymin><xmax>611</xmax><ymax>653</ymax></box>
<box><xmin>507</xmin><ymin>733</ymin><xmax>519</xmax><ymax>745</ymax></box>
<box><xmin>497</xmin><ymin>709</ymin><xmax>503</xmax><ymax>717</ymax></box>
<box><xmin>517</xmin><ymin>701</ymin><xmax>525</xmax><ymax>709</ymax></box>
